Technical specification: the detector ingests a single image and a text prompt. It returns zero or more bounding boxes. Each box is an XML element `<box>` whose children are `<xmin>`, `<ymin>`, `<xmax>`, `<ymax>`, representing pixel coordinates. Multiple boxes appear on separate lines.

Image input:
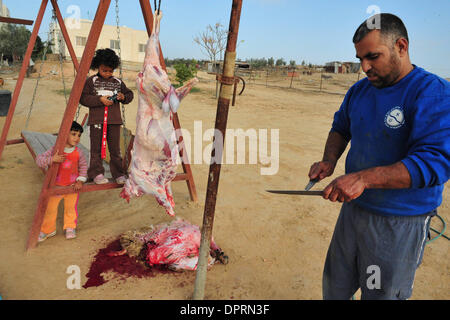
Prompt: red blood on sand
<box><xmin>83</xmin><ymin>238</ymin><xmax>170</xmax><ymax>289</ymax></box>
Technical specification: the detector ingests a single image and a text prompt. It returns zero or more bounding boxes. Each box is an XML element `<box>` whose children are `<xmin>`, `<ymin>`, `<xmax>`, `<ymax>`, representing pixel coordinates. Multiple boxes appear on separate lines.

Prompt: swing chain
<box><xmin>115</xmin><ymin>0</ymin><xmax>122</xmax><ymax>80</ymax></box>
<box><xmin>115</xmin><ymin>0</ymin><xmax>129</xmax><ymax>170</ymax></box>
<box><xmin>59</xmin><ymin>46</ymin><xmax>67</xmax><ymax>105</ymax></box>
<box><xmin>53</xmin><ymin>11</ymin><xmax>83</xmax><ymax>122</ymax></box>
<box><xmin>74</xmin><ymin>103</ymin><xmax>81</xmax><ymax>122</ymax></box>
<box><xmin>25</xmin><ymin>12</ymin><xmax>56</xmax><ymax>129</ymax></box>
<box><xmin>55</xmin><ymin>9</ymin><xmax>68</xmax><ymax>107</ymax></box>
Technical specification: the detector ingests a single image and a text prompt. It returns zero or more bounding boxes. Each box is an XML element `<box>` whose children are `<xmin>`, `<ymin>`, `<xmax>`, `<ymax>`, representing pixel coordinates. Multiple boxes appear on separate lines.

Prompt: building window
<box><xmin>138</xmin><ymin>43</ymin><xmax>146</xmax><ymax>53</ymax></box>
<box><xmin>76</xmin><ymin>36</ymin><xmax>86</xmax><ymax>46</ymax></box>
<box><xmin>110</xmin><ymin>40</ymin><xmax>120</xmax><ymax>50</ymax></box>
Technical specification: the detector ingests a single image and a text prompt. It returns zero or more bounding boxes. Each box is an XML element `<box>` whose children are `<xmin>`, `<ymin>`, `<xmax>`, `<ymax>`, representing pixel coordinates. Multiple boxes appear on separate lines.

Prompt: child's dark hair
<box><xmin>91</xmin><ymin>48</ymin><xmax>120</xmax><ymax>70</ymax></box>
<box><xmin>71</xmin><ymin>121</ymin><xmax>83</xmax><ymax>134</ymax></box>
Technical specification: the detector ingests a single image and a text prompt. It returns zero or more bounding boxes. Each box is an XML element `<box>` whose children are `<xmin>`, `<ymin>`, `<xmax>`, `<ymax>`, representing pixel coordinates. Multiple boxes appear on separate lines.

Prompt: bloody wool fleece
<box><xmin>331</xmin><ymin>66</ymin><xmax>450</xmax><ymax>216</ymax></box>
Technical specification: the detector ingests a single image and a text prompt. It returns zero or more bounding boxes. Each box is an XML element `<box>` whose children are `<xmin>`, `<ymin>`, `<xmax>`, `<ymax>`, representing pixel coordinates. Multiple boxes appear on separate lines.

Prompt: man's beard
<box><xmin>367</xmin><ymin>53</ymin><xmax>402</xmax><ymax>88</ymax></box>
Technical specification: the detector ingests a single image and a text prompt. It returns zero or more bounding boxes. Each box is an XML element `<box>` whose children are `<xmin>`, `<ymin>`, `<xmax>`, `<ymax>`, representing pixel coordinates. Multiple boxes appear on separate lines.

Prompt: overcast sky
<box><xmin>3</xmin><ymin>0</ymin><xmax>450</xmax><ymax>78</ymax></box>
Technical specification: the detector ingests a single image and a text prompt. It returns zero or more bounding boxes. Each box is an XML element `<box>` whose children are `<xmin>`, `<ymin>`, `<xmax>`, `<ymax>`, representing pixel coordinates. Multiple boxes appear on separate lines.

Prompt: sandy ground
<box><xmin>0</xmin><ymin>62</ymin><xmax>448</xmax><ymax>300</ymax></box>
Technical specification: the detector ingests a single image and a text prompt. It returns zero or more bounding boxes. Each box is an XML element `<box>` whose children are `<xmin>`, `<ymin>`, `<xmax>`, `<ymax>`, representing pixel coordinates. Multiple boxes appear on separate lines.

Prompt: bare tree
<box><xmin>194</xmin><ymin>23</ymin><xmax>228</xmax><ymax>67</ymax></box>
<box><xmin>194</xmin><ymin>23</ymin><xmax>244</xmax><ymax>97</ymax></box>
<box><xmin>194</xmin><ymin>23</ymin><xmax>228</xmax><ymax>97</ymax></box>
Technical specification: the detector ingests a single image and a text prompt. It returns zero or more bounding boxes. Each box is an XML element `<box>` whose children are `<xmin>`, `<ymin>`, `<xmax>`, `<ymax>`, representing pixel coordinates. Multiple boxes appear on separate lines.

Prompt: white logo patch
<box><xmin>384</xmin><ymin>107</ymin><xmax>405</xmax><ymax>129</ymax></box>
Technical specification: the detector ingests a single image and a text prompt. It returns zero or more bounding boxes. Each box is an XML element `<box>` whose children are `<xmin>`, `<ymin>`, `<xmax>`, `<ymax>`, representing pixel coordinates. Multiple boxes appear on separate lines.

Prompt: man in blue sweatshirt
<box><xmin>309</xmin><ymin>13</ymin><xmax>450</xmax><ymax>299</ymax></box>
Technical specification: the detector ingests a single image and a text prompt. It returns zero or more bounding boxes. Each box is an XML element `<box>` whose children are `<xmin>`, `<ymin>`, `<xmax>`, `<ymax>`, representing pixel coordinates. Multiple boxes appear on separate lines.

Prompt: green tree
<box><xmin>166</xmin><ymin>58</ymin><xmax>198</xmax><ymax>68</ymax></box>
<box><xmin>275</xmin><ymin>58</ymin><xmax>286</xmax><ymax>66</ymax></box>
<box><xmin>267</xmin><ymin>57</ymin><xmax>274</xmax><ymax>67</ymax></box>
<box><xmin>174</xmin><ymin>61</ymin><xmax>197</xmax><ymax>86</ymax></box>
<box><xmin>248</xmin><ymin>58</ymin><xmax>268</xmax><ymax>69</ymax></box>
<box><xmin>31</xmin><ymin>36</ymin><xmax>46</xmax><ymax>60</ymax></box>
<box><xmin>0</xmin><ymin>24</ymin><xmax>46</xmax><ymax>62</ymax></box>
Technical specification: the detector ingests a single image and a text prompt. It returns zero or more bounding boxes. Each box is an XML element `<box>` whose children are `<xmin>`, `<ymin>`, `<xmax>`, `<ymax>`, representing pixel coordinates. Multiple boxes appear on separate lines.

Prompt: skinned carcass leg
<box><xmin>120</xmin><ymin>10</ymin><xmax>198</xmax><ymax>216</ymax></box>
<box><xmin>144</xmin><ymin>219</ymin><xmax>226</xmax><ymax>271</ymax></box>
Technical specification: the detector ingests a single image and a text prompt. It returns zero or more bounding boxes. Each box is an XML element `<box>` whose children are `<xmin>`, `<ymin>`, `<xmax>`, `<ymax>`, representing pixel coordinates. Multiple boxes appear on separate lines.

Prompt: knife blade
<box><xmin>266</xmin><ymin>190</ymin><xmax>323</xmax><ymax>196</ymax></box>
<box><xmin>305</xmin><ymin>178</ymin><xmax>319</xmax><ymax>191</ymax></box>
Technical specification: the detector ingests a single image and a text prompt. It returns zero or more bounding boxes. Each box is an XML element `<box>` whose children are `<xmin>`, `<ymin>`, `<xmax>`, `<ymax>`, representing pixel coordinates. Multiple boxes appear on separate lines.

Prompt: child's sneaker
<box><xmin>38</xmin><ymin>230</ymin><xmax>56</xmax><ymax>242</ymax></box>
<box><xmin>94</xmin><ymin>174</ymin><xmax>109</xmax><ymax>184</ymax></box>
<box><xmin>65</xmin><ymin>228</ymin><xmax>76</xmax><ymax>240</ymax></box>
<box><xmin>115</xmin><ymin>176</ymin><xmax>127</xmax><ymax>184</ymax></box>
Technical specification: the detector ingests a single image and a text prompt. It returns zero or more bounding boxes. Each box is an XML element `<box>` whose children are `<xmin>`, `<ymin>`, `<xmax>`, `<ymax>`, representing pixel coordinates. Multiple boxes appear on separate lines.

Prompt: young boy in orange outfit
<box><xmin>36</xmin><ymin>121</ymin><xmax>88</xmax><ymax>242</ymax></box>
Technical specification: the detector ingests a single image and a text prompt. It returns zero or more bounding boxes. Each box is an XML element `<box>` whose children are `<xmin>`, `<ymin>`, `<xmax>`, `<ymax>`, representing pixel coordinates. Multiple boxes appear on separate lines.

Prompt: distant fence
<box><xmin>234</xmin><ymin>67</ymin><xmax>362</xmax><ymax>95</ymax></box>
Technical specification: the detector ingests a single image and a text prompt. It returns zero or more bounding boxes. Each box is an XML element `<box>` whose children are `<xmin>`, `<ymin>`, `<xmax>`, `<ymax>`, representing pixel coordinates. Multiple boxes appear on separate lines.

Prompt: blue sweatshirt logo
<box><xmin>384</xmin><ymin>106</ymin><xmax>405</xmax><ymax>129</ymax></box>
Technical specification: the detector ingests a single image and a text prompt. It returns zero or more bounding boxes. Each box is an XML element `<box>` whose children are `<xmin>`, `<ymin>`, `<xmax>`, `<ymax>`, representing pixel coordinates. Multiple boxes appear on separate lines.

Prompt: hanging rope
<box><xmin>154</xmin><ymin>0</ymin><xmax>162</xmax><ymax>14</ymax></box>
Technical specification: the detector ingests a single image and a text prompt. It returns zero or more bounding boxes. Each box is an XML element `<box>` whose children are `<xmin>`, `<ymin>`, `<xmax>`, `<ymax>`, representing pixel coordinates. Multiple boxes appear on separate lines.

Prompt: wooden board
<box><xmin>79</xmin><ymin>125</ymin><xmax>133</xmax><ymax>166</ymax></box>
<box><xmin>21</xmin><ymin>130</ymin><xmax>189</xmax><ymax>191</ymax></box>
<box><xmin>21</xmin><ymin>130</ymin><xmax>114</xmax><ymax>179</ymax></box>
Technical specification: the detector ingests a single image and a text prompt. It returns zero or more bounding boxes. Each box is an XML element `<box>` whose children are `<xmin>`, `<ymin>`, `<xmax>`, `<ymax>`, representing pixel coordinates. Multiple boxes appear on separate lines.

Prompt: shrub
<box><xmin>174</xmin><ymin>62</ymin><xmax>197</xmax><ymax>86</ymax></box>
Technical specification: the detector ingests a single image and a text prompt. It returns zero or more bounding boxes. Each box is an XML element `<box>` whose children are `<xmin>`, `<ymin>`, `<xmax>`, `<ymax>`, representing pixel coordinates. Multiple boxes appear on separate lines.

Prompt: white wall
<box><xmin>56</xmin><ymin>18</ymin><xmax>149</xmax><ymax>65</ymax></box>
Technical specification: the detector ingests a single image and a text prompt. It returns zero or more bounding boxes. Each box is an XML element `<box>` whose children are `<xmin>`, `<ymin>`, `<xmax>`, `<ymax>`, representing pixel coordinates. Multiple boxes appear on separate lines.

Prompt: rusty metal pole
<box><xmin>289</xmin><ymin>67</ymin><xmax>295</xmax><ymax>88</ymax></box>
<box><xmin>192</xmin><ymin>0</ymin><xmax>242</xmax><ymax>300</ymax></box>
<box><xmin>320</xmin><ymin>69</ymin><xmax>323</xmax><ymax>91</ymax></box>
<box><xmin>0</xmin><ymin>17</ymin><xmax>34</xmax><ymax>25</ymax></box>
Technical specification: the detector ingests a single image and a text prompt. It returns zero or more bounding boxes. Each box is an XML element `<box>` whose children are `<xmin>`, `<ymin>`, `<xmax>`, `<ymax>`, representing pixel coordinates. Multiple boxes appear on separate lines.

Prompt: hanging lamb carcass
<box><xmin>120</xmin><ymin>10</ymin><xmax>198</xmax><ymax>216</ymax></box>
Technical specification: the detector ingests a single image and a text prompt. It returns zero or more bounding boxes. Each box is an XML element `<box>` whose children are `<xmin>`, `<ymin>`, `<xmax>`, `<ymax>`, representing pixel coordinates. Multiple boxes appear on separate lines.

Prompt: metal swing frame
<box><xmin>0</xmin><ymin>0</ymin><xmax>198</xmax><ymax>250</ymax></box>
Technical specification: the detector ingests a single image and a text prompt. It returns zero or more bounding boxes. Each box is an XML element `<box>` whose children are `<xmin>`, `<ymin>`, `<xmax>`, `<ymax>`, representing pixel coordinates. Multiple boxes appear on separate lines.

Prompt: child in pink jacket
<box><xmin>36</xmin><ymin>121</ymin><xmax>88</xmax><ymax>242</ymax></box>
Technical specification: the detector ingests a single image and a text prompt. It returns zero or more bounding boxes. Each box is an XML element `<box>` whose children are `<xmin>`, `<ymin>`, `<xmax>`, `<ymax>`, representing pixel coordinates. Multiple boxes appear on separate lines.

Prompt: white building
<box><xmin>0</xmin><ymin>0</ymin><xmax>11</xmax><ymax>29</ymax></box>
<box><xmin>54</xmin><ymin>18</ymin><xmax>149</xmax><ymax>65</ymax></box>
<box><xmin>325</xmin><ymin>61</ymin><xmax>342</xmax><ymax>74</ymax></box>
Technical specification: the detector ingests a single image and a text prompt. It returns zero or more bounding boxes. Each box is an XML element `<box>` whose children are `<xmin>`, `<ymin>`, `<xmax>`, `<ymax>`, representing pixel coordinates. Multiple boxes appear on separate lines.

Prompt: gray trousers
<box><xmin>323</xmin><ymin>201</ymin><xmax>433</xmax><ymax>300</ymax></box>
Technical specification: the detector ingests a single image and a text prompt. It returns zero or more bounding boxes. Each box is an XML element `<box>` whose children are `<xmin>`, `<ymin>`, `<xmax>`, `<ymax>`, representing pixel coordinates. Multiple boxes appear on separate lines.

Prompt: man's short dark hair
<box><xmin>90</xmin><ymin>48</ymin><xmax>121</xmax><ymax>70</ymax></box>
<box><xmin>71</xmin><ymin>121</ymin><xmax>83</xmax><ymax>134</ymax></box>
<box><xmin>353</xmin><ymin>13</ymin><xmax>409</xmax><ymax>46</ymax></box>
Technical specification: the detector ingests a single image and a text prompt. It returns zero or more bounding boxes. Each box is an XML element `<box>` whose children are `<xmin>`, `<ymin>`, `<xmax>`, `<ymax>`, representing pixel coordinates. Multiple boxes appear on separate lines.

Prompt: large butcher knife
<box><xmin>266</xmin><ymin>190</ymin><xmax>323</xmax><ymax>196</ymax></box>
<box><xmin>267</xmin><ymin>178</ymin><xmax>323</xmax><ymax>196</ymax></box>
